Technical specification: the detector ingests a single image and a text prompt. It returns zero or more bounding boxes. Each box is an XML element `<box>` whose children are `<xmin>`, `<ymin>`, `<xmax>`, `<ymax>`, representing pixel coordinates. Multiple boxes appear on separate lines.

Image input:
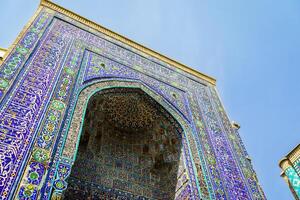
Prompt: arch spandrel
<box><xmin>81</xmin><ymin>50</ymin><xmax>191</xmax><ymax>122</ymax></box>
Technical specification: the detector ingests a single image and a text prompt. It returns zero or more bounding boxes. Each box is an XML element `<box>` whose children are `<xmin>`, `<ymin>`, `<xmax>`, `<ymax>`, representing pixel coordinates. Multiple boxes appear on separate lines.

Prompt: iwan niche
<box><xmin>0</xmin><ymin>0</ymin><xmax>265</xmax><ymax>199</ymax></box>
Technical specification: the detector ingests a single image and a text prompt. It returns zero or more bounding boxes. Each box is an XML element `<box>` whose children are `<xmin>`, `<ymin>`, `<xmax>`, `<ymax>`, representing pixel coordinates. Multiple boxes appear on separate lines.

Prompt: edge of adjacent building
<box><xmin>279</xmin><ymin>144</ymin><xmax>300</xmax><ymax>200</ymax></box>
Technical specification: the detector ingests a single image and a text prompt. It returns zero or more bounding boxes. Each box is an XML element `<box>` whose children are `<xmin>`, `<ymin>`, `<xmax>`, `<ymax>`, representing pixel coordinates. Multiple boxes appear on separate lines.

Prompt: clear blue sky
<box><xmin>1</xmin><ymin>1</ymin><xmax>299</xmax><ymax>199</ymax></box>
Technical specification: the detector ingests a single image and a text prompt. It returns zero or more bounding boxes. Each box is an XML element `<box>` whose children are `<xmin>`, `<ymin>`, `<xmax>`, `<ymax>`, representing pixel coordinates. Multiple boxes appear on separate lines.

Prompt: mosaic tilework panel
<box><xmin>195</xmin><ymin>86</ymin><xmax>251</xmax><ymax>199</ymax></box>
<box><xmin>0</xmin><ymin>6</ymin><xmax>266</xmax><ymax>200</ymax></box>
<box><xmin>208</xmin><ymin>87</ymin><xmax>266</xmax><ymax>199</ymax></box>
<box><xmin>0</xmin><ymin>11</ymin><xmax>52</xmax><ymax>101</ymax></box>
<box><xmin>286</xmin><ymin>167</ymin><xmax>300</xmax><ymax>198</ymax></box>
<box><xmin>83</xmin><ymin>52</ymin><xmax>190</xmax><ymax>121</ymax></box>
<box><xmin>0</xmin><ymin>16</ymin><xmax>74</xmax><ymax>198</ymax></box>
<box><xmin>16</xmin><ymin>38</ymin><xmax>85</xmax><ymax>200</ymax></box>
<box><xmin>187</xmin><ymin>92</ymin><xmax>226</xmax><ymax>199</ymax></box>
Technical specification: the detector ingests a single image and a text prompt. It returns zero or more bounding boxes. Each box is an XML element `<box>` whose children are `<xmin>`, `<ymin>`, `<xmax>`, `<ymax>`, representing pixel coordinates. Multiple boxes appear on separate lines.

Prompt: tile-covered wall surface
<box><xmin>0</xmin><ymin>5</ymin><xmax>265</xmax><ymax>200</ymax></box>
<box><xmin>280</xmin><ymin>147</ymin><xmax>300</xmax><ymax>199</ymax></box>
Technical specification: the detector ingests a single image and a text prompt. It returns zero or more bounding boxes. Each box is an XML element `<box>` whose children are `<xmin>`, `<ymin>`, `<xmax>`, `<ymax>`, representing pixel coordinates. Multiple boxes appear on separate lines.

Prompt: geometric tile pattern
<box><xmin>0</xmin><ymin>2</ymin><xmax>266</xmax><ymax>199</ymax></box>
<box><xmin>286</xmin><ymin>166</ymin><xmax>300</xmax><ymax>199</ymax></box>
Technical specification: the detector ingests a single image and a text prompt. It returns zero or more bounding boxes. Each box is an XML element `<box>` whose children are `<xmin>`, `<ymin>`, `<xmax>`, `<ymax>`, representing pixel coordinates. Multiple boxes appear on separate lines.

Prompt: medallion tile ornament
<box><xmin>0</xmin><ymin>0</ymin><xmax>266</xmax><ymax>199</ymax></box>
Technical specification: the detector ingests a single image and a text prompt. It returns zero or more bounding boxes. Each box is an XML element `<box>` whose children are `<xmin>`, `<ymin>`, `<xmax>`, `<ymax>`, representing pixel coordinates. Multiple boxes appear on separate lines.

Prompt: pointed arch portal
<box><xmin>0</xmin><ymin>4</ymin><xmax>266</xmax><ymax>199</ymax></box>
<box><xmin>53</xmin><ymin>80</ymin><xmax>200</xmax><ymax>200</ymax></box>
<box><xmin>65</xmin><ymin>87</ymin><xmax>184</xmax><ymax>199</ymax></box>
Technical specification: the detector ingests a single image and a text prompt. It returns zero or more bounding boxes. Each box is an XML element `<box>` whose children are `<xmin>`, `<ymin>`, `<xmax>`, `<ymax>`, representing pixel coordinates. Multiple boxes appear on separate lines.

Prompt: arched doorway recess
<box><xmin>55</xmin><ymin>80</ymin><xmax>200</xmax><ymax>200</ymax></box>
<box><xmin>64</xmin><ymin>87</ymin><xmax>183</xmax><ymax>199</ymax></box>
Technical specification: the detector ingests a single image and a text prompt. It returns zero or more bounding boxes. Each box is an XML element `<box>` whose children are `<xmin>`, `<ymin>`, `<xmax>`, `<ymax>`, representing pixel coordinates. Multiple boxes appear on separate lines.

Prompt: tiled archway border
<box><xmin>54</xmin><ymin>80</ymin><xmax>201</xmax><ymax>199</ymax></box>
